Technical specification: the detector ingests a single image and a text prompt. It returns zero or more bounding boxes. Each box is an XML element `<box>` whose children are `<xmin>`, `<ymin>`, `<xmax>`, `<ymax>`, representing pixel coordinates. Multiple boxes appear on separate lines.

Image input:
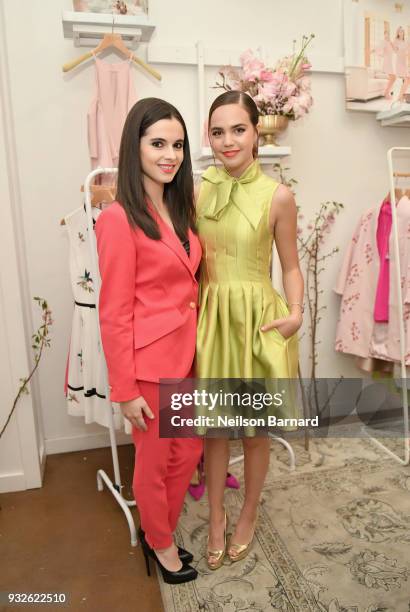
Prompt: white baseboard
<box><xmin>0</xmin><ymin>472</ymin><xmax>28</xmax><ymax>493</ymax></box>
<box><xmin>45</xmin><ymin>431</ymin><xmax>132</xmax><ymax>455</ymax></box>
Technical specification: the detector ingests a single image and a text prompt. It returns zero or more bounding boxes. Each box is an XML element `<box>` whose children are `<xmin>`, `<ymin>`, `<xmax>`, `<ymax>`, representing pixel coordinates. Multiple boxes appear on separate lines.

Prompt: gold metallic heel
<box><xmin>206</xmin><ymin>511</ymin><xmax>228</xmax><ymax>570</ymax></box>
<box><xmin>227</xmin><ymin>540</ymin><xmax>252</xmax><ymax>562</ymax></box>
<box><xmin>228</xmin><ymin>516</ymin><xmax>257</xmax><ymax>563</ymax></box>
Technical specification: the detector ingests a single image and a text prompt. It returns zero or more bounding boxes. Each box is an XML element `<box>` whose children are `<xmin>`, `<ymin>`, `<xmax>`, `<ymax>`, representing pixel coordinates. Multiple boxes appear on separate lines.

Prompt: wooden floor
<box><xmin>0</xmin><ymin>445</ymin><xmax>164</xmax><ymax>612</ymax></box>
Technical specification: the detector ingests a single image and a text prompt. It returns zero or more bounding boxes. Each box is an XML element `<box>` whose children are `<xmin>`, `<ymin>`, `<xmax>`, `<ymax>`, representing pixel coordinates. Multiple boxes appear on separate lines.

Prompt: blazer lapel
<box><xmin>160</xmin><ymin>221</ymin><xmax>199</xmax><ymax>282</ymax></box>
<box><xmin>149</xmin><ymin>204</ymin><xmax>200</xmax><ymax>281</ymax></box>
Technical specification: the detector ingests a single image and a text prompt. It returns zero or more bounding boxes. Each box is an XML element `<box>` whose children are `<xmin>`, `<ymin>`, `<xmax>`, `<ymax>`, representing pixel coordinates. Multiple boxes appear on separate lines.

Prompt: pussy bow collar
<box><xmin>201</xmin><ymin>159</ymin><xmax>263</xmax><ymax>230</ymax></box>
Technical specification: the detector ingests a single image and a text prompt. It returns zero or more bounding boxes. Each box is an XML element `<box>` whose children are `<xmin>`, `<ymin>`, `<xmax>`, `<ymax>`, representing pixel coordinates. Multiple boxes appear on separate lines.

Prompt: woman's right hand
<box><xmin>120</xmin><ymin>396</ymin><xmax>155</xmax><ymax>431</ymax></box>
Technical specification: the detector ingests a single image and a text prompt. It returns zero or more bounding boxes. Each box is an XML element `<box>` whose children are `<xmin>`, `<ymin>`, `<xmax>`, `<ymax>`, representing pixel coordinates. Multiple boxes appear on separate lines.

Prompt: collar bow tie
<box><xmin>201</xmin><ymin>160</ymin><xmax>263</xmax><ymax>230</ymax></box>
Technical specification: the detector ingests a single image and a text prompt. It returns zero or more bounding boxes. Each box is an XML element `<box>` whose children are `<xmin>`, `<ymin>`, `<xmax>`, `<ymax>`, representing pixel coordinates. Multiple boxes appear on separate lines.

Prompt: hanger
<box><xmin>60</xmin><ymin>185</ymin><xmax>116</xmax><ymax>225</ymax></box>
<box><xmin>62</xmin><ymin>15</ymin><xmax>161</xmax><ymax>80</ymax></box>
<box><xmin>393</xmin><ymin>171</ymin><xmax>410</xmax><ymax>200</ymax></box>
<box><xmin>384</xmin><ymin>188</ymin><xmax>405</xmax><ymax>202</ymax></box>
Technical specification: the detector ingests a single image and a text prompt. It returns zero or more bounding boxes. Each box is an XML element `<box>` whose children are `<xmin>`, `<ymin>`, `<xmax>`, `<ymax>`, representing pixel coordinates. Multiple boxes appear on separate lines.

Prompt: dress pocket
<box><xmin>273</xmin><ymin>327</ymin><xmax>289</xmax><ymax>343</ymax></box>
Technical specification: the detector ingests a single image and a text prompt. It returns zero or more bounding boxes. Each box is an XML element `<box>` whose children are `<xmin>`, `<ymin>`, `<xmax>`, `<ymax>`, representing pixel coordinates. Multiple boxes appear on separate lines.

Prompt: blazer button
<box><xmin>189</xmin><ymin>301</ymin><xmax>196</xmax><ymax>309</ymax></box>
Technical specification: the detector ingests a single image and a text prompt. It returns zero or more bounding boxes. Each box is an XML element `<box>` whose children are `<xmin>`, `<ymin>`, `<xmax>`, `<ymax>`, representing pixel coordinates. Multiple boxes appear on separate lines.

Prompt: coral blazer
<box><xmin>95</xmin><ymin>201</ymin><xmax>202</xmax><ymax>403</ymax></box>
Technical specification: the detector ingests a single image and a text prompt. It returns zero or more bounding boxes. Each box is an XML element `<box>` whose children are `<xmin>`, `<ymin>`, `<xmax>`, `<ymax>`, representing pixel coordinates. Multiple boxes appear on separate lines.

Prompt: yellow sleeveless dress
<box><xmin>195</xmin><ymin>160</ymin><xmax>299</xmax><ymax>433</ymax></box>
<box><xmin>196</xmin><ymin>159</ymin><xmax>299</xmax><ymax>377</ymax></box>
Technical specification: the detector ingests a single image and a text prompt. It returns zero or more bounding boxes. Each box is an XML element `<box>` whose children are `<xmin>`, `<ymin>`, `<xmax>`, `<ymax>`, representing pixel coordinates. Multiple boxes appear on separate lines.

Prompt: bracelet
<box><xmin>289</xmin><ymin>302</ymin><xmax>304</xmax><ymax>314</ymax></box>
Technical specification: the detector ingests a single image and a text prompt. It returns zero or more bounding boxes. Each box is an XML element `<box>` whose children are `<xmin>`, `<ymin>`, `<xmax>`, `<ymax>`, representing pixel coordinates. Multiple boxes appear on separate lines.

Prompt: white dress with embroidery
<box><xmin>64</xmin><ymin>206</ymin><xmax>131</xmax><ymax>433</ymax></box>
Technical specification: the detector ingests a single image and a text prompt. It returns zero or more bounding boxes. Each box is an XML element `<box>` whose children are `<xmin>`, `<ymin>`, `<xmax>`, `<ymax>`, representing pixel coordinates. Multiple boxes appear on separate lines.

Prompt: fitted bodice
<box><xmin>196</xmin><ymin>160</ymin><xmax>277</xmax><ymax>286</ymax></box>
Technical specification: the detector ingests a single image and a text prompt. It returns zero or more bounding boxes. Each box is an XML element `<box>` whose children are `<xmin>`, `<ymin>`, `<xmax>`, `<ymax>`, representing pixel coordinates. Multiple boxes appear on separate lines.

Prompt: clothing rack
<box><xmin>84</xmin><ymin>166</ymin><xmax>296</xmax><ymax>547</ymax></box>
<box><xmin>362</xmin><ymin>147</ymin><xmax>410</xmax><ymax>466</ymax></box>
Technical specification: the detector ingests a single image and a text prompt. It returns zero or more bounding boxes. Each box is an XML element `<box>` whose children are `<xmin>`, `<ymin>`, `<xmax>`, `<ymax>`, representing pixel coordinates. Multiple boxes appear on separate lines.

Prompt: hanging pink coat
<box><xmin>334</xmin><ymin>196</ymin><xmax>410</xmax><ymax>364</ymax></box>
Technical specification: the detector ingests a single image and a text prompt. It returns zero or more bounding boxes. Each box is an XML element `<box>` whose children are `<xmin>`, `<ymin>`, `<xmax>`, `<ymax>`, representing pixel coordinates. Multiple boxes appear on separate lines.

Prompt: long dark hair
<box><xmin>208</xmin><ymin>91</ymin><xmax>259</xmax><ymax>158</ymax></box>
<box><xmin>116</xmin><ymin>97</ymin><xmax>196</xmax><ymax>240</ymax></box>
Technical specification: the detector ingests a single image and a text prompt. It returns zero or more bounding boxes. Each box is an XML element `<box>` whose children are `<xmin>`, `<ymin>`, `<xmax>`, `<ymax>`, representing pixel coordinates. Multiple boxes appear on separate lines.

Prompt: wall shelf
<box><xmin>376</xmin><ymin>104</ymin><xmax>410</xmax><ymax>128</ymax></box>
<box><xmin>195</xmin><ymin>145</ymin><xmax>291</xmax><ymax>163</ymax></box>
<box><xmin>62</xmin><ymin>11</ymin><xmax>155</xmax><ymax>47</ymax></box>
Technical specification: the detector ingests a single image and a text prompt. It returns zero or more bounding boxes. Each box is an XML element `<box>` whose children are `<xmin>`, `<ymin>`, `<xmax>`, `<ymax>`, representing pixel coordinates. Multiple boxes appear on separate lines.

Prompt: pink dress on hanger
<box><xmin>394</xmin><ymin>39</ymin><xmax>409</xmax><ymax>78</ymax></box>
<box><xmin>87</xmin><ymin>55</ymin><xmax>138</xmax><ymax>184</ymax></box>
<box><xmin>381</xmin><ymin>40</ymin><xmax>394</xmax><ymax>75</ymax></box>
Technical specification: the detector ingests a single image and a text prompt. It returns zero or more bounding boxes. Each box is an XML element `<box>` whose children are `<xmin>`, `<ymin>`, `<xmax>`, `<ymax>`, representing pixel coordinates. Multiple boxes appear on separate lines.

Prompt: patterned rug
<box><xmin>158</xmin><ymin>436</ymin><xmax>410</xmax><ymax>612</ymax></box>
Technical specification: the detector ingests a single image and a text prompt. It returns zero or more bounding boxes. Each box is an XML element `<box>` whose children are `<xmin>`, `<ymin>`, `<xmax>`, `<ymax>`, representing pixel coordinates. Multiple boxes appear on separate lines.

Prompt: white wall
<box><xmin>0</xmin><ymin>0</ymin><xmax>44</xmax><ymax>491</ymax></box>
<box><xmin>1</xmin><ymin>0</ymin><xmax>409</xmax><ymax>482</ymax></box>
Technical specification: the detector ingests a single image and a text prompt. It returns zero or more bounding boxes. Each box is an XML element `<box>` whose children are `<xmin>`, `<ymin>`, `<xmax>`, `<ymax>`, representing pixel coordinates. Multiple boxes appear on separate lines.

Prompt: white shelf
<box><xmin>380</xmin><ymin>116</ymin><xmax>410</xmax><ymax>127</ymax></box>
<box><xmin>195</xmin><ymin>145</ymin><xmax>291</xmax><ymax>162</ymax></box>
<box><xmin>377</xmin><ymin>104</ymin><xmax>410</xmax><ymax>128</ymax></box>
<box><xmin>62</xmin><ymin>11</ymin><xmax>155</xmax><ymax>47</ymax></box>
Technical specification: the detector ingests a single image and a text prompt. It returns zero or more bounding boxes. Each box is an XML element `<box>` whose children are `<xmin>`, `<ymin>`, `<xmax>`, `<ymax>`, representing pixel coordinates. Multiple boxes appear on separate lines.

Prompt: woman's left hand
<box><xmin>260</xmin><ymin>313</ymin><xmax>302</xmax><ymax>339</ymax></box>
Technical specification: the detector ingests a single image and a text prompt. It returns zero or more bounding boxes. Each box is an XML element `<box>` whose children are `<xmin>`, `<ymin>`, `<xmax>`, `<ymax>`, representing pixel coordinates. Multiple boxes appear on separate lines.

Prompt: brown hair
<box><xmin>116</xmin><ymin>97</ymin><xmax>196</xmax><ymax>240</ymax></box>
<box><xmin>208</xmin><ymin>91</ymin><xmax>259</xmax><ymax>158</ymax></box>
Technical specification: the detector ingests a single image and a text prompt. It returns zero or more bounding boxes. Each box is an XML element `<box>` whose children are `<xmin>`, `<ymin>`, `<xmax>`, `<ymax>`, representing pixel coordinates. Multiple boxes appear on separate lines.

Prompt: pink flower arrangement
<box><xmin>216</xmin><ymin>35</ymin><xmax>314</xmax><ymax>120</ymax></box>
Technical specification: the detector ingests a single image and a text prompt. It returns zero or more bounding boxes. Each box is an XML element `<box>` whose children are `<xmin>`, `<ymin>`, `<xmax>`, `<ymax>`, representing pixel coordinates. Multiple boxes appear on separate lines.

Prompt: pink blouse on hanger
<box><xmin>87</xmin><ymin>56</ymin><xmax>137</xmax><ymax>184</ymax></box>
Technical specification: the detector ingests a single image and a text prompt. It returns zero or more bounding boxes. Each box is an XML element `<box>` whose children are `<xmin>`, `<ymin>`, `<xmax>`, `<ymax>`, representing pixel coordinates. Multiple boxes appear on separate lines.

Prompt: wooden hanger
<box><xmin>62</xmin><ymin>32</ymin><xmax>161</xmax><ymax>81</ymax></box>
<box><xmin>60</xmin><ymin>185</ymin><xmax>116</xmax><ymax>225</ymax></box>
<box><xmin>387</xmin><ymin>188</ymin><xmax>410</xmax><ymax>202</ymax></box>
<box><xmin>393</xmin><ymin>171</ymin><xmax>410</xmax><ymax>199</ymax></box>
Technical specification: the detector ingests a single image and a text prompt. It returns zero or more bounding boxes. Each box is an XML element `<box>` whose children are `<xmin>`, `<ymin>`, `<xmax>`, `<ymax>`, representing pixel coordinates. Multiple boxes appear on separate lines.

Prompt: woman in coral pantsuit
<box><xmin>95</xmin><ymin>98</ymin><xmax>203</xmax><ymax>585</ymax></box>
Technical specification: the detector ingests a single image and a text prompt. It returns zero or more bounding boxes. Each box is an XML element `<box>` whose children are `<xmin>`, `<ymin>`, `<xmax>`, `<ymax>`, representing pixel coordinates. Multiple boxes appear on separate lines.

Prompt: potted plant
<box><xmin>215</xmin><ymin>35</ymin><xmax>315</xmax><ymax>145</ymax></box>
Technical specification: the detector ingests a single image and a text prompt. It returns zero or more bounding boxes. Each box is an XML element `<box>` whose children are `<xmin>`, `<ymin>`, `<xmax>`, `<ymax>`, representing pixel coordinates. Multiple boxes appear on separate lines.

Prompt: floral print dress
<box><xmin>334</xmin><ymin>196</ymin><xmax>410</xmax><ymax>366</ymax></box>
<box><xmin>63</xmin><ymin>206</ymin><xmax>131</xmax><ymax>433</ymax></box>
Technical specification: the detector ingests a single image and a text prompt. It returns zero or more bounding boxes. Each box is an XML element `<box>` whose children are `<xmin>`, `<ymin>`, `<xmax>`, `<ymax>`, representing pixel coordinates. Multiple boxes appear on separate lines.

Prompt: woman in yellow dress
<box><xmin>195</xmin><ymin>91</ymin><xmax>304</xmax><ymax>569</ymax></box>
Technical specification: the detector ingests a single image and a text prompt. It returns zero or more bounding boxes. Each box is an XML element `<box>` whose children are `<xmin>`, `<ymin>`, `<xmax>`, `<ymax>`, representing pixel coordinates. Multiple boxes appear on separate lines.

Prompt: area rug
<box><xmin>158</xmin><ymin>436</ymin><xmax>410</xmax><ymax>611</ymax></box>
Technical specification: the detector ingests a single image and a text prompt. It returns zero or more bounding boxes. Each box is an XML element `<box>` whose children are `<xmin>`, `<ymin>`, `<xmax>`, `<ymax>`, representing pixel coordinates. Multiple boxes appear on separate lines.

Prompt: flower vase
<box><xmin>258</xmin><ymin>114</ymin><xmax>289</xmax><ymax>146</ymax></box>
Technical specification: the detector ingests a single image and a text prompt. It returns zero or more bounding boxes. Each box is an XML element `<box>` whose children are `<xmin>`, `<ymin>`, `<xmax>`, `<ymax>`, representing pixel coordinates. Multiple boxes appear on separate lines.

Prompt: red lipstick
<box><xmin>222</xmin><ymin>150</ymin><xmax>240</xmax><ymax>158</ymax></box>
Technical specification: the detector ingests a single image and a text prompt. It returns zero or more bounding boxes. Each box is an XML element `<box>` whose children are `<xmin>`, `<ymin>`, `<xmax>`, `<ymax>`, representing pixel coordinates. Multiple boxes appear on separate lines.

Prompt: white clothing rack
<box><xmin>361</xmin><ymin>147</ymin><xmax>410</xmax><ymax>466</ymax></box>
<box><xmin>84</xmin><ymin>166</ymin><xmax>296</xmax><ymax>547</ymax></box>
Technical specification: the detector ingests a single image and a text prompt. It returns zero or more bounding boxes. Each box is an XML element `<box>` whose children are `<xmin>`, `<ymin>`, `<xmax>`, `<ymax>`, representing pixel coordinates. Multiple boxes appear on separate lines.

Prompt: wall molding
<box><xmin>147</xmin><ymin>45</ymin><xmax>345</xmax><ymax>74</ymax></box>
<box><xmin>45</xmin><ymin>431</ymin><xmax>132</xmax><ymax>456</ymax></box>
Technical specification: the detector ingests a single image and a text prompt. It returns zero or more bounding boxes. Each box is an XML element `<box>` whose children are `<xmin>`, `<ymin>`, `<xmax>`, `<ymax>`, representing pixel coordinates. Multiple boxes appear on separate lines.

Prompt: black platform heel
<box><xmin>143</xmin><ymin>546</ymin><xmax>151</xmax><ymax>577</ymax></box>
<box><xmin>138</xmin><ymin>527</ymin><xmax>194</xmax><ymax>563</ymax></box>
<box><xmin>138</xmin><ymin>531</ymin><xmax>198</xmax><ymax>584</ymax></box>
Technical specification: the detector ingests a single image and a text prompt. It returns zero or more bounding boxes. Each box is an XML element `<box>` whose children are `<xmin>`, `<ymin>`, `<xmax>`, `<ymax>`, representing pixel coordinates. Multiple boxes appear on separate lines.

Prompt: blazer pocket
<box><xmin>133</xmin><ymin>308</ymin><xmax>186</xmax><ymax>349</ymax></box>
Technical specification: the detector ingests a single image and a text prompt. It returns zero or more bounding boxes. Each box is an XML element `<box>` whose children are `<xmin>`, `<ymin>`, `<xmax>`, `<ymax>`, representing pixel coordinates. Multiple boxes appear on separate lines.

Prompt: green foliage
<box><xmin>273</xmin><ymin>163</ymin><xmax>345</xmax><ymax>417</ymax></box>
<box><xmin>0</xmin><ymin>297</ymin><xmax>53</xmax><ymax>439</ymax></box>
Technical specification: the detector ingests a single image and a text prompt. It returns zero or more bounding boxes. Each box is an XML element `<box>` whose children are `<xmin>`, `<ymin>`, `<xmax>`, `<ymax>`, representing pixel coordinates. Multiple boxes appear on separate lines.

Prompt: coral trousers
<box><xmin>132</xmin><ymin>376</ymin><xmax>203</xmax><ymax>549</ymax></box>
